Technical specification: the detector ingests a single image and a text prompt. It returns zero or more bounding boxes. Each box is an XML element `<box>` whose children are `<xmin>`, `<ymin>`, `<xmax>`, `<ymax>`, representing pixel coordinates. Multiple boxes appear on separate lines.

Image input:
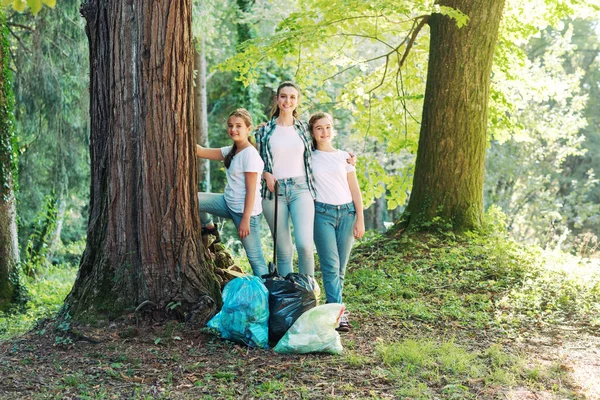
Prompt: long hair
<box><xmin>308</xmin><ymin>112</ymin><xmax>334</xmax><ymax>149</ymax></box>
<box><xmin>224</xmin><ymin>108</ymin><xmax>256</xmax><ymax>169</ymax></box>
<box><xmin>269</xmin><ymin>81</ymin><xmax>300</xmax><ymax>119</ymax></box>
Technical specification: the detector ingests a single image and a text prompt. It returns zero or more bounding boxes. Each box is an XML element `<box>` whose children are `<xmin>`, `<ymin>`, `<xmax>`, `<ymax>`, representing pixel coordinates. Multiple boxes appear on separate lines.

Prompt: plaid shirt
<box><xmin>254</xmin><ymin>117</ymin><xmax>317</xmax><ymax>200</ymax></box>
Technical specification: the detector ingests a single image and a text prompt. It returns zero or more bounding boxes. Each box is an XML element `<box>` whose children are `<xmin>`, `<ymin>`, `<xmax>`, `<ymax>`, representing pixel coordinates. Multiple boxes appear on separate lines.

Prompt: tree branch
<box><xmin>7</xmin><ymin>26</ymin><xmax>31</xmax><ymax>54</ymax></box>
<box><xmin>399</xmin><ymin>15</ymin><xmax>428</xmax><ymax>68</ymax></box>
<box><xmin>7</xmin><ymin>22</ymin><xmax>33</xmax><ymax>31</ymax></box>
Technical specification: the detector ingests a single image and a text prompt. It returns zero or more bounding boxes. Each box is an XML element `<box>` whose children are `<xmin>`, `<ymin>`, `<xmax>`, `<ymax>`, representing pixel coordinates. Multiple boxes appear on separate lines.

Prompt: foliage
<box><xmin>0</xmin><ymin>7</ymin><xmax>16</xmax><ymax>199</ymax></box>
<box><xmin>217</xmin><ymin>0</ymin><xmax>436</xmax><ymax>208</ymax></box>
<box><xmin>22</xmin><ymin>192</ymin><xmax>57</xmax><ymax>277</ymax></box>
<box><xmin>2</xmin><ymin>0</ymin><xmax>55</xmax><ymax>15</ymax></box>
<box><xmin>486</xmin><ymin>19</ymin><xmax>600</xmax><ymax>253</ymax></box>
<box><xmin>10</xmin><ymin>2</ymin><xmax>90</xmax><ymax>251</ymax></box>
<box><xmin>0</xmin><ymin>6</ymin><xmax>27</xmax><ymax>309</ymax></box>
<box><xmin>0</xmin><ymin>263</ymin><xmax>76</xmax><ymax>340</ymax></box>
<box><xmin>193</xmin><ymin>0</ymin><xmax>288</xmax><ymax>192</ymax></box>
<box><xmin>209</xmin><ymin>0</ymin><xmax>600</xmax><ymax>242</ymax></box>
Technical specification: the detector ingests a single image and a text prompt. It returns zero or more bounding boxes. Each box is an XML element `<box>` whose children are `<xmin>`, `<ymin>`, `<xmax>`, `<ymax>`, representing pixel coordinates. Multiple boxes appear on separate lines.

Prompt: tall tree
<box><xmin>0</xmin><ymin>0</ymin><xmax>58</xmax><ymax>309</ymax></box>
<box><xmin>0</xmin><ymin>8</ymin><xmax>20</xmax><ymax>310</ymax></box>
<box><xmin>64</xmin><ymin>0</ymin><xmax>221</xmax><ymax>321</ymax></box>
<box><xmin>404</xmin><ymin>0</ymin><xmax>506</xmax><ymax>230</ymax></box>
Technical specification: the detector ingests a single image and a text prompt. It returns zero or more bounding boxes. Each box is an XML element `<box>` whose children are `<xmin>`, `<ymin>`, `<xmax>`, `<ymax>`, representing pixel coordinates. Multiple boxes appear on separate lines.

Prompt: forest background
<box><xmin>0</xmin><ymin>0</ymin><xmax>599</xmax><ymax>398</ymax></box>
<box><xmin>6</xmin><ymin>0</ymin><xmax>600</xmax><ymax>272</ymax></box>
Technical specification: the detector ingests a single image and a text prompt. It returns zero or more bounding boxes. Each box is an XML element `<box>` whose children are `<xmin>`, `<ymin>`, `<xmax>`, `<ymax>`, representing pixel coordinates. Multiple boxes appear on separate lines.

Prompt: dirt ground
<box><xmin>1</xmin><ymin>313</ymin><xmax>599</xmax><ymax>399</ymax></box>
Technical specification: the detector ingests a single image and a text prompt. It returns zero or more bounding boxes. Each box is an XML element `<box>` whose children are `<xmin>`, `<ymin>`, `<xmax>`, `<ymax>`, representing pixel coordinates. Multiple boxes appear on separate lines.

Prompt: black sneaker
<box><xmin>336</xmin><ymin>314</ymin><xmax>351</xmax><ymax>332</ymax></box>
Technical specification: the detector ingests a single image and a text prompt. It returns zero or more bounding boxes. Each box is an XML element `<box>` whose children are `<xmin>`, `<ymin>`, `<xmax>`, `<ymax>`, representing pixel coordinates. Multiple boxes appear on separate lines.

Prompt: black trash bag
<box><xmin>263</xmin><ymin>272</ymin><xmax>321</xmax><ymax>344</ymax></box>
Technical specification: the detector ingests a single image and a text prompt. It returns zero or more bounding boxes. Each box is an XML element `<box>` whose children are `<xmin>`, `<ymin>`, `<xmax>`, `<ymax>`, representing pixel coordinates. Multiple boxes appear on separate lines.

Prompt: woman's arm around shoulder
<box><xmin>343</xmin><ymin>150</ymin><xmax>357</xmax><ymax>166</ymax></box>
<box><xmin>347</xmin><ymin>171</ymin><xmax>365</xmax><ymax>239</ymax></box>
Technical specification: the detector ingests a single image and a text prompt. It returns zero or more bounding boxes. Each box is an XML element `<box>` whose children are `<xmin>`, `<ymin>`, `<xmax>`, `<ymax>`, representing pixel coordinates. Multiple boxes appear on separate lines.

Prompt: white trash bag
<box><xmin>273</xmin><ymin>303</ymin><xmax>345</xmax><ymax>354</ymax></box>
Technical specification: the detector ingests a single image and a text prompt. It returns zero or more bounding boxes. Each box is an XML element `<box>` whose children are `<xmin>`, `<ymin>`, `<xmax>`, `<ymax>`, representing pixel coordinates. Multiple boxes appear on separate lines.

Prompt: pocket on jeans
<box><xmin>294</xmin><ymin>181</ymin><xmax>308</xmax><ymax>189</ymax></box>
<box><xmin>348</xmin><ymin>210</ymin><xmax>356</xmax><ymax>217</ymax></box>
<box><xmin>315</xmin><ymin>204</ymin><xmax>326</xmax><ymax>214</ymax></box>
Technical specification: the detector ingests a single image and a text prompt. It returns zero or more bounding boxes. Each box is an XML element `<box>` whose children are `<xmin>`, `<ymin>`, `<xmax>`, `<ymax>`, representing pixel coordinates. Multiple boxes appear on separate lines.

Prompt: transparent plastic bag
<box><xmin>207</xmin><ymin>275</ymin><xmax>269</xmax><ymax>348</ymax></box>
<box><xmin>273</xmin><ymin>303</ymin><xmax>345</xmax><ymax>354</ymax></box>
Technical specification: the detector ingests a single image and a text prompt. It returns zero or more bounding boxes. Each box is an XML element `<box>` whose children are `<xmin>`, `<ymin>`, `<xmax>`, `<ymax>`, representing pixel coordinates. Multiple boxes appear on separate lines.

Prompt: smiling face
<box><xmin>227</xmin><ymin>116</ymin><xmax>252</xmax><ymax>144</ymax></box>
<box><xmin>311</xmin><ymin>117</ymin><xmax>335</xmax><ymax>147</ymax></box>
<box><xmin>276</xmin><ymin>85</ymin><xmax>299</xmax><ymax>115</ymax></box>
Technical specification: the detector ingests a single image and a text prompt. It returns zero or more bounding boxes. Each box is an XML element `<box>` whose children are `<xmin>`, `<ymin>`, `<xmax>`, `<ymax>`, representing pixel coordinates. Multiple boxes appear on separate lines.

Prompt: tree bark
<box><xmin>404</xmin><ymin>0</ymin><xmax>505</xmax><ymax>231</ymax></box>
<box><xmin>194</xmin><ymin>37</ymin><xmax>210</xmax><ymax>192</ymax></box>
<box><xmin>0</xmin><ymin>10</ymin><xmax>20</xmax><ymax>310</ymax></box>
<box><xmin>65</xmin><ymin>0</ymin><xmax>221</xmax><ymax>321</ymax></box>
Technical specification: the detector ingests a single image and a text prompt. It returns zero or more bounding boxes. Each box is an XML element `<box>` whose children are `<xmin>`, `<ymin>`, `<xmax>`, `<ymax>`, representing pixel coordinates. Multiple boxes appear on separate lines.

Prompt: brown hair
<box><xmin>269</xmin><ymin>81</ymin><xmax>301</xmax><ymax>119</ymax></box>
<box><xmin>224</xmin><ymin>108</ymin><xmax>256</xmax><ymax>169</ymax></box>
<box><xmin>308</xmin><ymin>112</ymin><xmax>334</xmax><ymax>148</ymax></box>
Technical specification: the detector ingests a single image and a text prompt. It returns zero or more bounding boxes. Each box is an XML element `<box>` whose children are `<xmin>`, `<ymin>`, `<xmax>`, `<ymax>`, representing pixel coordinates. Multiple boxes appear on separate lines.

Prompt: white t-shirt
<box><xmin>221</xmin><ymin>145</ymin><xmax>264</xmax><ymax>215</ymax></box>
<box><xmin>269</xmin><ymin>125</ymin><xmax>306</xmax><ymax>179</ymax></box>
<box><xmin>312</xmin><ymin>150</ymin><xmax>355</xmax><ymax>205</ymax></box>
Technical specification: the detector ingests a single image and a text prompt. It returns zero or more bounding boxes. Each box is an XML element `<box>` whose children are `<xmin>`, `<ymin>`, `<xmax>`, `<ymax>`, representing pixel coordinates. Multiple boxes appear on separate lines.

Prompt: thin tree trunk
<box><xmin>404</xmin><ymin>0</ymin><xmax>505</xmax><ymax>231</ymax></box>
<box><xmin>194</xmin><ymin>37</ymin><xmax>210</xmax><ymax>192</ymax></box>
<box><xmin>49</xmin><ymin>118</ymin><xmax>68</xmax><ymax>255</ymax></box>
<box><xmin>0</xmin><ymin>11</ymin><xmax>20</xmax><ymax>310</ymax></box>
<box><xmin>65</xmin><ymin>0</ymin><xmax>221</xmax><ymax>321</ymax></box>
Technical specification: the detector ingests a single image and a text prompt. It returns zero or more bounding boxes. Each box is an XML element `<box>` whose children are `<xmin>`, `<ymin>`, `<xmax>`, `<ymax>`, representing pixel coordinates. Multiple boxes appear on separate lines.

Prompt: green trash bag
<box><xmin>207</xmin><ymin>275</ymin><xmax>269</xmax><ymax>349</ymax></box>
<box><xmin>273</xmin><ymin>303</ymin><xmax>345</xmax><ymax>354</ymax></box>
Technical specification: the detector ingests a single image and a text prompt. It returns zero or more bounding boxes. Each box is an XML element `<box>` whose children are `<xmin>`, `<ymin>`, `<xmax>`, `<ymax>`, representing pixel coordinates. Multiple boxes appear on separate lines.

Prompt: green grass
<box><xmin>345</xmin><ymin>224</ymin><xmax>600</xmax><ymax>332</ymax></box>
<box><xmin>372</xmin><ymin>337</ymin><xmax>576</xmax><ymax>398</ymax></box>
<box><xmin>0</xmin><ymin>264</ymin><xmax>77</xmax><ymax>340</ymax></box>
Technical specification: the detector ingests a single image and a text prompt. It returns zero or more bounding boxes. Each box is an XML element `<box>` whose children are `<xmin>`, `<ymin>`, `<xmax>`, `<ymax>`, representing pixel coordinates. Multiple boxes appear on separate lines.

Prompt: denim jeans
<box><xmin>198</xmin><ymin>192</ymin><xmax>268</xmax><ymax>278</ymax></box>
<box><xmin>313</xmin><ymin>201</ymin><xmax>356</xmax><ymax>304</ymax></box>
<box><xmin>262</xmin><ymin>177</ymin><xmax>315</xmax><ymax>277</ymax></box>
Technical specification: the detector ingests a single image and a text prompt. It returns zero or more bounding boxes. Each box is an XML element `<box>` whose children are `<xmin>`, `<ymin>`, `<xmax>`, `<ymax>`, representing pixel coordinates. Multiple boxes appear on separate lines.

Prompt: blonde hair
<box><xmin>224</xmin><ymin>108</ymin><xmax>256</xmax><ymax>169</ymax></box>
<box><xmin>269</xmin><ymin>81</ymin><xmax>300</xmax><ymax>119</ymax></box>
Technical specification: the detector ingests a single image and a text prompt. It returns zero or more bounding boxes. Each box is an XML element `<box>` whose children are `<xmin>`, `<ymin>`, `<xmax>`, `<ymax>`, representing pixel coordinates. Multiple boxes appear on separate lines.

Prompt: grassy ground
<box><xmin>0</xmin><ymin>228</ymin><xmax>599</xmax><ymax>399</ymax></box>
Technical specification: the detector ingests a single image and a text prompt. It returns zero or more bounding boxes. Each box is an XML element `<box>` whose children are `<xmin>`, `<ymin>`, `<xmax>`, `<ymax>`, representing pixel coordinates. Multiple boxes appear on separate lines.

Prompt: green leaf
<box><xmin>27</xmin><ymin>0</ymin><xmax>42</xmax><ymax>14</ymax></box>
<box><xmin>12</xmin><ymin>0</ymin><xmax>27</xmax><ymax>12</ymax></box>
<box><xmin>41</xmin><ymin>0</ymin><xmax>55</xmax><ymax>7</ymax></box>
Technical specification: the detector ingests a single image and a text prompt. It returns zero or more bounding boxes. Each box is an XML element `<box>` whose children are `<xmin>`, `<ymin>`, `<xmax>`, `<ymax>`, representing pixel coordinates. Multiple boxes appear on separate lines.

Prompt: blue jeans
<box><xmin>313</xmin><ymin>201</ymin><xmax>356</xmax><ymax>304</ymax></box>
<box><xmin>262</xmin><ymin>177</ymin><xmax>315</xmax><ymax>277</ymax></box>
<box><xmin>198</xmin><ymin>192</ymin><xmax>268</xmax><ymax>278</ymax></box>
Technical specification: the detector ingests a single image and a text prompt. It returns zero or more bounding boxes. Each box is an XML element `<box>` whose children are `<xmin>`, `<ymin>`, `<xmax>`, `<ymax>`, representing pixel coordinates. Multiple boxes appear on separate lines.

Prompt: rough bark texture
<box><xmin>404</xmin><ymin>0</ymin><xmax>505</xmax><ymax>231</ymax></box>
<box><xmin>0</xmin><ymin>10</ymin><xmax>20</xmax><ymax>310</ymax></box>
<box><xmin>65</xmin><ymin>0</ymin><xmax>221</xmax><ymax>321</ymax></box>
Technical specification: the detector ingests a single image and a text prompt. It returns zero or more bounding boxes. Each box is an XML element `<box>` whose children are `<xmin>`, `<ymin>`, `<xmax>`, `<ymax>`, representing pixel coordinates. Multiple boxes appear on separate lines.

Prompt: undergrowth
<box><xmin>345</xmin><ymin>219</ymin><xmax>600</xmax><ymax>334</ymax></box>
<box><xmin>0</xmin><ymin>264</ymin><xmax>77</xmax><ymax>340</ymax></box>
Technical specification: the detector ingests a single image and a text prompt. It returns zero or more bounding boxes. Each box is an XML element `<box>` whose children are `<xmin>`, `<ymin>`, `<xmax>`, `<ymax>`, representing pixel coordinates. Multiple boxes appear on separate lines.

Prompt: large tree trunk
<box><xmin>194</xmin><ymin>37</ymin><xmax>210</xmax><ymax>192</ymax></box>
<box><xmin>65</xmin><ymin>0</ymin><xmax>221</xmax><ymax>322</ymax></box>
<box><xmin>0</xmin><ymin>11</ymin><xmax>21</xmax><ymax>310</ymax></box>
<box><xmin>404</xmin><ymin>0</ymin><xmax>505</xmax><ymax>231</ymax></box>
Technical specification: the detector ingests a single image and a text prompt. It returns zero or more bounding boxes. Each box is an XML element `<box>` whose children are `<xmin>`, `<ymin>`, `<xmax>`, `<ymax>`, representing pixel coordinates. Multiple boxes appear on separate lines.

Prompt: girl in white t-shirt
<box><xmin>309</xmin><ymin>112</ymin><xmax>365</xmax><ymax>332</ymax></box>
<box><xmin>196</xmin><ymin>109</ymin><xmax>268</xmax><ymax>277</ymax></box>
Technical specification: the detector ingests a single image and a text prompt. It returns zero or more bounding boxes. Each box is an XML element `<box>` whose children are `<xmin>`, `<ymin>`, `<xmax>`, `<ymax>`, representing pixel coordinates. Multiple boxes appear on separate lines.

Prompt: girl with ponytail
<box><xmin>196</xmin><ymin>108</ymin><xmax>267</xmax><ymax>277</ymax></box>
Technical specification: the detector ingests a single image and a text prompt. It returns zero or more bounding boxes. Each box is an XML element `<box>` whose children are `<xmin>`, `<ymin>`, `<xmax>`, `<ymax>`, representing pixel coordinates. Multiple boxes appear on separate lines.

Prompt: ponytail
<box><xmin>224</xmin><ymin>143</ymin><xmax>237</xmax><ymax>169</ymax></box>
